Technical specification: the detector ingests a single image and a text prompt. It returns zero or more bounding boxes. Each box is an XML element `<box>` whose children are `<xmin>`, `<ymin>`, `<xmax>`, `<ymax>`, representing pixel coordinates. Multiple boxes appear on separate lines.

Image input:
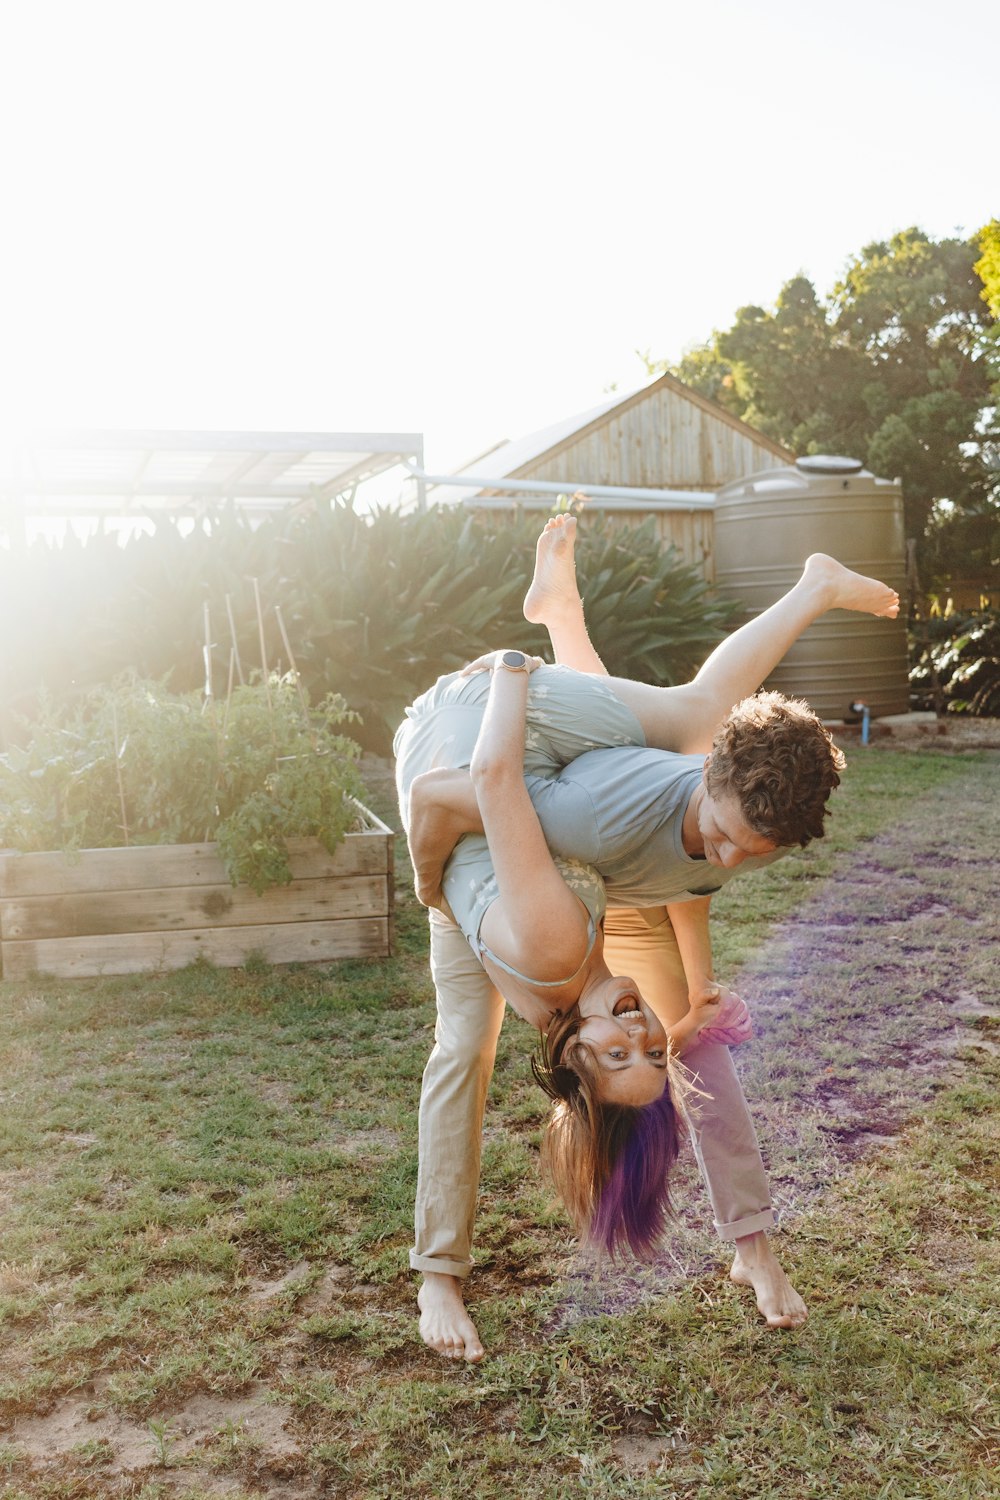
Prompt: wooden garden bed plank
<box><xmin>1</xmin><ymin>917</ymin><xmax>390</xmax><ymax>979</ymax></box>
<box><xmin>0</xmin><ymin>833</ymin><xmax>392</xmax><ymax>898</ymax></box>
<box><xmin>0</xmin><ymin>805</ymin><xmax>395</xmax><ymax>974</ymax></box>
<box><xmin>1</xmin><ymin>874</ymin><xmax>389</xmax><ymax>940</ymax></box>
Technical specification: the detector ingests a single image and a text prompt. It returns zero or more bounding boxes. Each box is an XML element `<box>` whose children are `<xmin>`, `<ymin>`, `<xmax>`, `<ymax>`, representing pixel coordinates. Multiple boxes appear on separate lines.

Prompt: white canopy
<box><xmin>0</xmin><ymin>429</ymin><xmax>425</xmax><ymax>522</ymax></box>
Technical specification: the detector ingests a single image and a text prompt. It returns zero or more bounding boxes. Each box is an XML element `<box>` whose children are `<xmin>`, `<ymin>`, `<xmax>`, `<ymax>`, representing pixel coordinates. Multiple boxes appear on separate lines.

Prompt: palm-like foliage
<box><xmin>1</xmin><ymin>505</ymin><xmax>736</xmax><ymax>752</ymax></box>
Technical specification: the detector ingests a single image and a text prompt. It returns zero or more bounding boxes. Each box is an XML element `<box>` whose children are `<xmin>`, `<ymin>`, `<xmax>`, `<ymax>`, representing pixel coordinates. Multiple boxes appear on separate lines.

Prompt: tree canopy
<box><xmin>650</xmin><ymin>227</ymin><xmax>999</xmax><ymax>593</ymax></box>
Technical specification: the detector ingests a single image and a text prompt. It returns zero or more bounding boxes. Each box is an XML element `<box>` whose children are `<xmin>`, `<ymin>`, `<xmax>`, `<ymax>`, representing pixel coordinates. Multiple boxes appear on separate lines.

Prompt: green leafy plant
<box><xmin>214</xmin><ymin>677</ymin><xmax>365</xmax><ymax>892</ymax></box>
<box><xmin>0</xmin><ymin>674</ymin><xmax>365</xmax><ymax>892</ymax></box>
<box><xmin>909</xmin><ymin>607</ymin><xmax>1000</xmax><ymax>716</ymax></box>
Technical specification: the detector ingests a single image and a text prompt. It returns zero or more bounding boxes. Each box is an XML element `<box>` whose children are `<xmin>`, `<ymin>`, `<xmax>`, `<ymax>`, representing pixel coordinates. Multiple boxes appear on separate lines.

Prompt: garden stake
<box><xmin>222</xmin><ymin>646</ymin><xmax>236</xmax><ymax>740</ymax></box>
<box><xmin>206</xmin><ymin>646</ymin><xmax>237</xmax><ymax>841</ymax></box>
<box><xmin>274</xmin><ymin>603</ymin><xmax>312</xmax><ymax>720</ymax></box>
<box><xmin>201</xmin><ymin>602</ymin><xmax>220</xmax><ymax>766</ymax></box>
<box><xmin>225</xmin><ymin>592</ymin><xmax>245</xmax><ymax>686</ymax></box>
<box><xmin>203</xmin><ymin>601</ymin><xmax>214</xmax><ymax>702</ymax></box>
<box><xmin>250</xmin><ymin>576</ymin><xmax>278</xmax><ymax>762</ymax></box>
<box><xmin>111</xmin><ymin>702</ymin><xmax>130</xmax><ymax>846</ymax></box>
<box><xmin>250</xmin><ymin>575</ymin><xmax>273</xmax><ymax>709</ymax></box>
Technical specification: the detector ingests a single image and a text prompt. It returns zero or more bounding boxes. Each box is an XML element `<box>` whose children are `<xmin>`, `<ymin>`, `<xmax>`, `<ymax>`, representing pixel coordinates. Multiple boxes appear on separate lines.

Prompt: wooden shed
<box><xmin>429</xmin><ymin>373</ymin><xmax>793</xmax><ymax>581</ymax></box>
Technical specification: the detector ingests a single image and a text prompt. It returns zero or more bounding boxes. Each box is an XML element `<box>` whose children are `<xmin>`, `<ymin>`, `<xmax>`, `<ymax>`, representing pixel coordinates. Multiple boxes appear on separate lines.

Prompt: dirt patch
<box><xmin>170</xmin><ymin>1388</ymin><xmax>301</xmax><ymax>1460</ymax></box>
<box><xmin>297</xmin><ymin>1262</ymin><xmax>352</xmax><ymax>1314</ymax></box>
<box><xmin>9</xmin><ymin>1400</ymin><xmax>156</xmax><ymax>1470</ymax></box>
<box><xmin>5</xmin><ymin>1382</ymin><xmax>301</xmax><ymax>1477</ymax></box>
<box><xmin>256</xmin><ymin>1077</ymin><xmax>298</xmax><ymax>1109</ymax></box>
<box><xmin>611</xmin><ymin>1428</ymin><xmax>680</xmax><ymax>1474</ymax></box>
<box><xmin>247</xmin><ymin>1259</ymin><xmax>314</xmax><ymax>1302</ymax></box>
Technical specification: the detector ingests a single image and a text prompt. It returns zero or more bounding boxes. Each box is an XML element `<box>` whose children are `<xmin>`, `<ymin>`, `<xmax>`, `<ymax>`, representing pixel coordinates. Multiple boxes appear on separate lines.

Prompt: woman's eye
<box><xmin>609</xmin><ymin>1048</ymin><xmax>626</xmax><ymax>1060</ymax></box>
<box><xmin>648</xmin><ymin>1048</ymin><xmax>665</xmax><ymax>1059</ymax></box>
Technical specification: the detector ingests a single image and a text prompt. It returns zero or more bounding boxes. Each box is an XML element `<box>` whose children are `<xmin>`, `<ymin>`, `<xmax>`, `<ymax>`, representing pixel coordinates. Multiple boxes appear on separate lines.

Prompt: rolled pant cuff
<box><xmin>715</xmin><ymin>1208</ymin><xmax>777</xmax><ymax>1241</ymax></box>
<box><xmin>409</xmin><ymin>1249</ymin><xmax>472</xmax><ymax>1279</ymax></box>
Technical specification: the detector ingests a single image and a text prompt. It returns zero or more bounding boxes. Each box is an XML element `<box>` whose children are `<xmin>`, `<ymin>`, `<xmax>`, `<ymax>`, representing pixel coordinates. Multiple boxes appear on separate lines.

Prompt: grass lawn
<box><xmin>0</xmin><ymin>746</ymin><xmax>997</xmax><ymax>1498</ymax></box>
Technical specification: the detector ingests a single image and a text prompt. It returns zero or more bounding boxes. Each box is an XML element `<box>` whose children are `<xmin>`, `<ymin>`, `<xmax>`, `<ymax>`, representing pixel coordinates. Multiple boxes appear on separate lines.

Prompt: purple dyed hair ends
<box><xmin>587</xmin><ymin>1090</ymin><xmax>680</xmax><ymax>1258</ymax></box>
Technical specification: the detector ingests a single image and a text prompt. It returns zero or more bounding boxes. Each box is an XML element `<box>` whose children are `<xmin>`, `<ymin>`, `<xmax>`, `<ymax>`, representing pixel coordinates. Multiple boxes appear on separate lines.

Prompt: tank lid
<box><xmin>795</xmin><ymin>455</ymin><xmax>865</xmax><ymax>476</ymax></box>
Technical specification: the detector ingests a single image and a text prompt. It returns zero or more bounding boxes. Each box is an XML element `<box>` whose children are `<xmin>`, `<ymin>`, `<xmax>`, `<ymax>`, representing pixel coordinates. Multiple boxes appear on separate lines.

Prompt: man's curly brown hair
<box><xmin>704</xmin><ymin>690</ymin><xmax>846</xmax><ymax>848</ymax></box>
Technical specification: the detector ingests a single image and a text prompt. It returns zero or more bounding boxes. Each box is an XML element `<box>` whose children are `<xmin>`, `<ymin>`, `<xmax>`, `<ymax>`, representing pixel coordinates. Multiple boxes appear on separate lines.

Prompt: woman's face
<box><xmin>575</xmin><ymin>975</ymin><xmax>670</xmax><ymax>1107</ymax></box>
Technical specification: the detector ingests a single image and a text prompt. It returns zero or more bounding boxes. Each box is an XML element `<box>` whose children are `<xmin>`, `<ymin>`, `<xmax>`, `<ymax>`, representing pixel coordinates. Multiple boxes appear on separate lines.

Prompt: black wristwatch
<box><xmin>497</xmin><ymin>650</ymin><xmax>530</xmax><ymax>673</ymax></box>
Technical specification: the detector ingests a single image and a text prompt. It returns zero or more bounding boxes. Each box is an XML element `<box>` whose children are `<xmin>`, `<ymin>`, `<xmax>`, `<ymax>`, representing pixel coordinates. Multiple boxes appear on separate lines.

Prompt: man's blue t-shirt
<box><xmin>525</xmin><ymin>746</ymin><xmax>786</xmax><ymax>908</ymax></box>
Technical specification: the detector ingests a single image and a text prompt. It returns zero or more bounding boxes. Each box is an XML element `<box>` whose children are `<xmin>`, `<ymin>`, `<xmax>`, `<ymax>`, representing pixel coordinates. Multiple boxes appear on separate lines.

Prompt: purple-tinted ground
<box><xmin>555</xmin><ymin>749</ymin><xmax>999</xmax><ymax>1318</ymax></box>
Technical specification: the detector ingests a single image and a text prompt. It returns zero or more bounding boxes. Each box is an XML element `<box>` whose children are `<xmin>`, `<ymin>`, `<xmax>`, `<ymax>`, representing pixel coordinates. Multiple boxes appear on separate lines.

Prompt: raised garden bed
<box><xmin>0</xmin><ymin>804</ymin><xmax>394</xmax><ymax>979</ymax></box>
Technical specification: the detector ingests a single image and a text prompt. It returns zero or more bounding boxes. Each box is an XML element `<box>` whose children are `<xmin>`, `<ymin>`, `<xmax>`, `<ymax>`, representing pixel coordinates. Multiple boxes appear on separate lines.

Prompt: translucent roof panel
<box><xmin>0</xmin><ymin>430</ymin><xmax>424</xmax><ymax>516</ymax></box>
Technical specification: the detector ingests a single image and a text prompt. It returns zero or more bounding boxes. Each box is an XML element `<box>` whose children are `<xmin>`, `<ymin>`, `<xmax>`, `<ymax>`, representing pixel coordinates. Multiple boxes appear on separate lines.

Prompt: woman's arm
<box><xmin>407</xmin><ymin>769</ymin><xmax>482</xmax><ymax>909</ymax></box>
<box><xmin>469</xmin><ymin>653</ymin><xmax>594</xmax><ymax>982</ymax></box>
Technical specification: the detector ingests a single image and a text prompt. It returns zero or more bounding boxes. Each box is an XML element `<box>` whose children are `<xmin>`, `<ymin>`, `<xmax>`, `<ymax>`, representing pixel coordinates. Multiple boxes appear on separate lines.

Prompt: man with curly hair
<box><xmin>704</xmin><ymin>690</ymin><xmax>845</xmax><ymax>849</ymax></box>
<box><xmin>408</xmin><ymin>516</ymin><xmax>890</xmax><ymax>1363</ymax></box>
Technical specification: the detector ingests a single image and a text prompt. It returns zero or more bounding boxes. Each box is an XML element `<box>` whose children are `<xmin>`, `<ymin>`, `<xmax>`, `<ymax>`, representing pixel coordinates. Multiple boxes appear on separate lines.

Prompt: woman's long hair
<box><xmin>531</xmin><ymin>1006</ymin><xmax>685</xmax><ymax>1259</ymax></box>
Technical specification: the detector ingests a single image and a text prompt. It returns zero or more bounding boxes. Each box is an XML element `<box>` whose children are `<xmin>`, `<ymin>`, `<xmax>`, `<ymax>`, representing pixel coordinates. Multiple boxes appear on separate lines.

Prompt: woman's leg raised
<box><xmin>524</xmin><ymin>513</ymin><xmax>899</xmax><ymax>755</ymax></box>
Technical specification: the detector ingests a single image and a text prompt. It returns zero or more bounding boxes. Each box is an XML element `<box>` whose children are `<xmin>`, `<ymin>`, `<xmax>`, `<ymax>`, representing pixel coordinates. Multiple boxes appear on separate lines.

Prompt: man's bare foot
<box><xmin>418</xmin><ymin>1272</ymin><xmax>485</xmax><ymax>1362</ymax></box>
<box><xmin>730</xmin><ymin>1232</ymin><xmax>807</xmax><ymax>1330</ymax></box>
<box><xmin>523</xmin><ymin>514</ymin><xmax>585</xmax><ymax>627</ymax></box>
<box><xmin>802</xmin><ymin>552</ymin><xmax>900</xmax><ymax>618</ymax></box>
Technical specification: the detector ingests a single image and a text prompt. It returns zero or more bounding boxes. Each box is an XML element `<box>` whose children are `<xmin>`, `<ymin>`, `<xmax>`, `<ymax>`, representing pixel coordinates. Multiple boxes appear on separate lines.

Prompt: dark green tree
<box><xmin>649</xmin><ymin>228</ymin><xmax>999</xmax><ymax>591</ymax></box>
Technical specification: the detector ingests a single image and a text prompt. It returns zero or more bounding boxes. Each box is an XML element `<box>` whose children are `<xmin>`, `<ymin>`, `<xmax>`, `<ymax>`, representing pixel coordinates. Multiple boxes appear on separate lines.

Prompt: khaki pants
<box><xmin>410</xmin><ymin>907</ymin><xmax>775</xmax><ymax>1278</ymax></box>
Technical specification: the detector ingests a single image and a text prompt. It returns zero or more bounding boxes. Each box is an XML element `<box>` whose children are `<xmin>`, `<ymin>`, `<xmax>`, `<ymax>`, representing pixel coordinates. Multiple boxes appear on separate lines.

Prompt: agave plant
<box><xmin>0</xmin><ymin>502</ymin><xmax>736</xmax><ymax>755</ymax></box>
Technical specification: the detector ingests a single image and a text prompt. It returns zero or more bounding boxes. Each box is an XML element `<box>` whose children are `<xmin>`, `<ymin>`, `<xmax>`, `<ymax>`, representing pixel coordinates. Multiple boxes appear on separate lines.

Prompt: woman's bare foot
<box><xmin>523</xmin><ymin>514</ymin><xmax>584</xmax><ymax>628</ymax></box>
<box><xmin>802</xmin><ymin>553</ymin><xmax>899</xmax><ymax>618</ymax></box>
<box><xmin>730</xmin><ymin>1232</ymin><xmax>807</xmax><ymax>1330</ymax></box>
<box><xmin>418</xmin><ymin>1273</ymin><xmax>485</xmax><ymax>1362</ymax></box>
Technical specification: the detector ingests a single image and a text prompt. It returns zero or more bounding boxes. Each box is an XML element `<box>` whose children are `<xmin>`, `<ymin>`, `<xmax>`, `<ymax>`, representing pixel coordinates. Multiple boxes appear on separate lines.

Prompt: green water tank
<box><xmin>713</xmin><ymin>456</ymin><xmax>910</xmax><ymax>720</ymax></box>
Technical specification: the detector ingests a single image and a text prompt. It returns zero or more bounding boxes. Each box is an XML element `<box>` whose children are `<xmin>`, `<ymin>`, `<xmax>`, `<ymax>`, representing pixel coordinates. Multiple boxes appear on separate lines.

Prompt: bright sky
<box><xmin>1</xmin><ymin>0</ymin><xmax>996</xmax><ymax>488</ymax></box>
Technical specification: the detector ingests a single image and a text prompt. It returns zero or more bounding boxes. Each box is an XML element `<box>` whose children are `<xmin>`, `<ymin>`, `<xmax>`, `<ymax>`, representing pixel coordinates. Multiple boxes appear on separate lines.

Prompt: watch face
<box><xmin>501</xmin><ymin>650</ymin><xmax>527</xmax><ymax>669</ymax></box>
